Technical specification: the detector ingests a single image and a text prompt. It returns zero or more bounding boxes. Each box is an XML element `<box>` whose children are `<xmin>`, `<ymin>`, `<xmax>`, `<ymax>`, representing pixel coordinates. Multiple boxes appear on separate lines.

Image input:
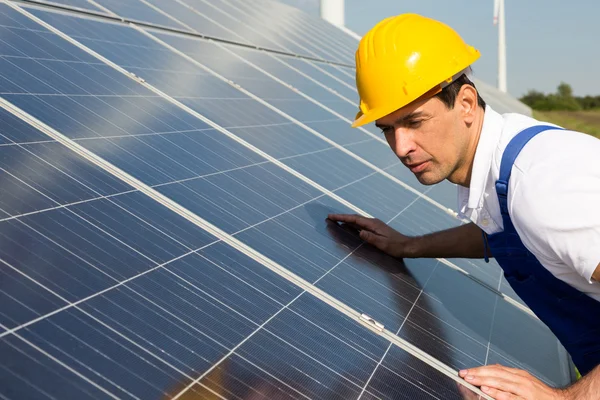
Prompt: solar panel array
<box><xmin>0</xmin><ymin>0</ymin><xmax>571</xmax><ymax>398</ymax></box>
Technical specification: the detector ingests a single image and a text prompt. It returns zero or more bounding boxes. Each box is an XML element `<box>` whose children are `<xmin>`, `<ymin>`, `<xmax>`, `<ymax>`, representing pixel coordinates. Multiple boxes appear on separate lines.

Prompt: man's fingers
<box><xmin>460</xmin><ymin>365</ymin><xmax>516</xmax><ymax>378</ymax></box>
<box><xmin>480</xmin><ymin>386</ymin><xmax>523</xmax><ymax>400</ymax></box>
<box><xmin>461</xmin><ymin>366</ymin><xmax>532</xmax><ymax>398</ymax></box>
<box><xmin>327</xmin><ymin>214</ymin><xmax>360</xmax><ymax>223</ymax></box>
<box><xmin>464</xmin><ymin>374</ymin><xmax>522</xmax><ymax>395</ymax></box>
<box><xmin>359</xmin><ymin>229</ymin><xmax>386</xmax><ymax>249</ymax></box>
<box><xmin>328</xmin><ymin>214</ymin><xmax>379</xmax><ymax>231</ymax></box>
<box><xmin>492</xmin><ymin>365</ymin><xmax>530</xmax><ymax>377</ymax></box>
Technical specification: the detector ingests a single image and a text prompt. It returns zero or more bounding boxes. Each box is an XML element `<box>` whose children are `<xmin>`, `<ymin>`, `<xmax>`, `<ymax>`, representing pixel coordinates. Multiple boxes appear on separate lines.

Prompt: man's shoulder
<box><xmin>507</xmin><ymin>125</ymin><xmax>600</xmax><ymax>229</ymax></box>
<box><xmin>492</xmin><ymin>113</ymin><xmax>600</xmax><ymax>175</ymax></box>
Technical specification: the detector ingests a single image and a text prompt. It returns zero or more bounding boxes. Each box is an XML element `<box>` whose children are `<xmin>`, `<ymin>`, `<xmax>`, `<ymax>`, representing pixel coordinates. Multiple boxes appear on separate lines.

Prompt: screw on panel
<box><xmin>128</xmin><ymin>72</ymin><xmax>146</xmax><ymax>83</ymax></box>
<box><xmin>360</xmin><ymin>313</ymin><xmax>384</xmax><ymax>332</ymax></box>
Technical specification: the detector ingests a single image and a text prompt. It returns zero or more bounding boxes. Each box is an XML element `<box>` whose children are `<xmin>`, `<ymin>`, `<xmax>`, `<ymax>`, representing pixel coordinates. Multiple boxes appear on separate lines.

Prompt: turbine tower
<box><xmin>494</xmin><ymin>0</ymin><xmax>507</xmax><ymax>93</ymax></box>
<box><xmin>320</xmin><ymin>0</ymin><xmax>345</xmax><ymax>27</ymax></box>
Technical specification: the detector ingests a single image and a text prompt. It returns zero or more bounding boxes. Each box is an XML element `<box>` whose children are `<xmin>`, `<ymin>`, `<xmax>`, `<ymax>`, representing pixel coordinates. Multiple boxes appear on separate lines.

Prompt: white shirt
<box><xmin>458</xmin><ymin>106</ymin><xmax>600</xmax><ymax>301</ymax></box>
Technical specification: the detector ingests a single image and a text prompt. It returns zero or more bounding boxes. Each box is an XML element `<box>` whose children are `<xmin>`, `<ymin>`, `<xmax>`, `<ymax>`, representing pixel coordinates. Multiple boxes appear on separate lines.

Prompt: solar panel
<box><xmin>1</xmin><ymin>0</ymin><xmax>574</xmax><ymax>398</ymax></box>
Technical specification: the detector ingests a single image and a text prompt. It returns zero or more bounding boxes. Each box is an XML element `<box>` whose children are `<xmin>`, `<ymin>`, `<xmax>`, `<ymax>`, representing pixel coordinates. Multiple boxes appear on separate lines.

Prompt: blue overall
<box><xmin>485</xmin><ymin>125</ymin><xmax>600</xmax><ymax>376</ymax></box>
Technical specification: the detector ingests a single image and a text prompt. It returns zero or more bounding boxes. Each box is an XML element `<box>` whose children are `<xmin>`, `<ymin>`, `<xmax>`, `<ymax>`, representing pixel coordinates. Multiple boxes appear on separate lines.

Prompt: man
<box><xmin>328</xmin><ymin>13</ymin><xmax>600</xmax><ymax>399</ymax></box>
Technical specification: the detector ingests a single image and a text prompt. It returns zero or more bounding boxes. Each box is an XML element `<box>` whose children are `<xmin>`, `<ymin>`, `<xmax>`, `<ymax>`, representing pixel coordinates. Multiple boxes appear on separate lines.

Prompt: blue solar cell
<box><xmin>401</xmin><ymin>266</ymin><xmax>498</xmax><ymax>370</ymax></box>
<box><xmin>0</xmin><ymin>168</ymin><xmax>58</xmax><ymax>215</ymax></box>
<box><xmin>0</xmin><ymin>261</ymin><xmax>67</xmax><ymax>330</ymax></box>
<box><xmin>334</xmin><ymin>173</ymin><xmax>420</xmax><ymax>222</ymax></box>
<box><xmin>283</xmin><ymin>56</ymin><xmax>359</xmax><ymax>100</ymax></box>
<box><xmin>370</xmin><ymin>344</ymin><xmax>478</xmax><ymax>400</ymax></box>
<box><xmin>27</xmin><ymin>0</ymin><xmax>103</xmax><ymax>12</ymax></box>
<box><xmin>384</xmin><ymin>162</ymin><xmax>434</xmax><ymax>194</ymax></box>
<box><xmin>218</xmin><ymin>0</ymin><xmax>348</xmax><ymax>63</ymax></box>
<box><xmin>92</xmin><ymin>0</ymin><xmax>185</xmax><ymax>29</ymax></box>
<box><xmin>424</xmin><ymin>179</ymin><xmax>460</xmax><ymax>209</ymax></box>
<box><xmin>19</xmin><ymin>207</ymin><xmax>160</xmax><ymax>277</ymax></box>
<box><xmin>228</xmin><ymin>46</ymin><xmax>355</xmax><ymax>103</ymax></box>
<box><xmin>490</xmin><ymin>298</ymin><xmax>572</xmax><ymax>386</ymax></box>
<box><xmin>156</xmin><ymin>34</ymin><xmax>368</xmax><ymax>138</ymax></box>
<box><xmin>0</xmin><ymin>144</ymin><xmax>124</xmax><ymax>209</ymax></box>
<box><xmin>105</xmin><ymin>191</ymin><xmax>217</xmax><ymax>250</ymax></box>
<box><xmin>318</xmin><ymin>63</ymin><xmax>356</xmax><ymax>87</ymax></box>
<box><xmin>157</xmin><ymin>163</ymin><xmax>321</xmax><ymax>233</ymax></box>
<box><xmin>18</xmin><ymin>309</ymin><xmax>192</xmax><ymax>399</ymax></box>
<box><xmin>142</xmin><ymin>0</ymin><xmax>259</xmax><ymax>46</ymax></box>
<box><xmin>0</xmin><ymin>335</ymin><xmax>109</xmax><ymax>399</ymax></box>
<box><xmin>0</xmin><ymin>216</ymin><xmax>119</xmax><ymax>303</ymax></box>
<box><xmin>343</xmin><ymin>138</ymin><xmax>401</xmax><ymax>170</ymax></box>
<box><xmin>389</xmin><ymin>198</ymin><xmax>461</xmax><ymax>236</ymax></box>
<box><xmin>282</xmin><ymin>148</ymin><xmax>375</xmax><ymax>190</ymax></box>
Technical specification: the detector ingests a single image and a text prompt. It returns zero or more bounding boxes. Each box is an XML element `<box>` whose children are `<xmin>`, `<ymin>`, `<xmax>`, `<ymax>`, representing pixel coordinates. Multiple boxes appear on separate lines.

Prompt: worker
<box><xmin>328</xmin><ymin>13</ymin><xmax>600</xmax><ymax>400</ymax></box>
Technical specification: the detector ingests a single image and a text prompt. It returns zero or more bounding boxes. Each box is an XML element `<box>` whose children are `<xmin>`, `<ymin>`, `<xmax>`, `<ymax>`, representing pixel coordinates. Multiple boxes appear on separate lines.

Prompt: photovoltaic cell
<box><xmin>142</xmin><ymin>0</ymin><xmax>283</xmax><ymax>50</ymax></box>
<box><xmin>201</xmin><ymin>0</ymin><xmax>323</xmax><ymax>59</ymax></box>
<box><xmin>91</xmin><ymin>0</ymin><xmax>187</xmax><ymax>30</ymax></box>
<box><xmin>226</xmin><ymin>45</ymin><xmax>359</xmax><ymax>116</ymax></box>
<box><xmin>17</xmin><ymin>0</ymin><xmax>105</xmax><ymax>13</ymax></box>
<box><xmin>280</xmin><ymin>55</ymin><xmax>359</xmax><ymax>102</ymax></box>
<box><xmin>224</xmin><ymin>0</ymin><xmax>352</xmax><ymax>64</ymax></box>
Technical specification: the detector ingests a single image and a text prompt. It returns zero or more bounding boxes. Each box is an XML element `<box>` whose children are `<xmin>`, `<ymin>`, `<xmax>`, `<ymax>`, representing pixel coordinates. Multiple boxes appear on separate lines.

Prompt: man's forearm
<box><xmin>408</xmin><ymin>222</ymin><xmax>490</xmax><ymax>259</ymax></box>
<box><xmin>562</xmin><ymin>365</ymin><xmax>600</xmax><ymax>399</ymax></box>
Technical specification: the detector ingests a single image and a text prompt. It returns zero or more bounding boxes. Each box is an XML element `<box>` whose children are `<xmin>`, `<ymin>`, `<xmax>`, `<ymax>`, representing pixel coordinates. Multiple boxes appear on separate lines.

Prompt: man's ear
<box><xmin>458</xmin><ymin>85</ymin><xmax>478</xmax><ymax>125</ymax></box>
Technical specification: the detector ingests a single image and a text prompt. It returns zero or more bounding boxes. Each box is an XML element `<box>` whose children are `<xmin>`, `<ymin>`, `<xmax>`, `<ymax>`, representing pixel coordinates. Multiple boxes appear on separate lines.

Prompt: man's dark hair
<box><xmin>435</xmin><ymin>74</ymin><xmax>486</xmax><ymax>110</ymax></box>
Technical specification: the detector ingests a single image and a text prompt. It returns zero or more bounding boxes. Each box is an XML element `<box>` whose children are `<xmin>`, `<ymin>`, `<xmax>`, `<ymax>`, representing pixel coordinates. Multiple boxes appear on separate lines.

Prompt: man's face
<box><xmin>375</xmin><ymin>96</ymin><xmax>468</xmax><ymax>185</ymax></box>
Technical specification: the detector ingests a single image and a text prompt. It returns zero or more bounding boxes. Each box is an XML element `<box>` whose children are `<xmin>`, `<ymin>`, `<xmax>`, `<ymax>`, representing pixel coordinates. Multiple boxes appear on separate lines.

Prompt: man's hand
<box><xmin>459</xmin><ymin>365</ymin><xmax>563</xmax><ymax>400</ymax></box>
<box><xmin>592</xmin><ymin>262</ymin><xmax>600</xmax><ymax>282</ymax></box>
<box><xmin>327</xmin><ymin>214</ymin><xmax>414</xmax><ymax>258</ymax></box>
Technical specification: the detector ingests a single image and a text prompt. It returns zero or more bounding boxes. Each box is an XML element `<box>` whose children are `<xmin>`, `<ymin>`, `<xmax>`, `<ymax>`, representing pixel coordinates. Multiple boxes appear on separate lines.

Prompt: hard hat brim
<box><xmin>351</xmin><ymin>85</ymin><xmax>444</xmax><ymax>128</ymax></box>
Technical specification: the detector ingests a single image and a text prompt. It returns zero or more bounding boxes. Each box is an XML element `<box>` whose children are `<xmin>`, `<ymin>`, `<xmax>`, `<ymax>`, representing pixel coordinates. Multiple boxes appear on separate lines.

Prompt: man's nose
<box><xmin>392</xmin><ymin>127</ymin><xmax>417</xmax><ymax>158</ymax></box>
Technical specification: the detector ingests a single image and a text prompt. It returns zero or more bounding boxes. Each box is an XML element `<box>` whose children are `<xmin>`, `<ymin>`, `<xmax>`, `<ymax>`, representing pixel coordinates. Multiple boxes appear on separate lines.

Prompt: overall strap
<box><xmin>495</xmin><ymin>125</ymin><xmax>562</xmax><ymax>215</ymax></box>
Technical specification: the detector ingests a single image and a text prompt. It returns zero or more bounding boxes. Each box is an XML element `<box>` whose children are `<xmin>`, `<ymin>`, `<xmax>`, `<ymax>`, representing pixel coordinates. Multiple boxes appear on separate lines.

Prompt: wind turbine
<box><xmin>494</xmin><ymin>0</ymin><xmax>507</xmax><ymax>93</ymax></box>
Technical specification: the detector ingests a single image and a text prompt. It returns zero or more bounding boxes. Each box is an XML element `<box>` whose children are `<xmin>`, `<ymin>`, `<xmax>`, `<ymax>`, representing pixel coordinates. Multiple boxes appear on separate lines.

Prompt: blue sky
<box><xmin>279</xmin><ymin>0</ymin><xmax>600</xmax><ymax>98</ymax></box>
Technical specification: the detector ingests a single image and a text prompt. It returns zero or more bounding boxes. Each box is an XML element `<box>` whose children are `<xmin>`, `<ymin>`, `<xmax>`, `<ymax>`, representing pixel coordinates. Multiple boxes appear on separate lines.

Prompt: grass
<box><xmin>533</xmin><ymin>109</ymin><xmax>600</xmax><ymax>138</ymax></box>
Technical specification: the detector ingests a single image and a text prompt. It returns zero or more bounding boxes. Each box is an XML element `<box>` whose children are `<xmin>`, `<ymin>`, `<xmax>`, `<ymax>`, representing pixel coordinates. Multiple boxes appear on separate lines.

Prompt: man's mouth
<box><xmin>406</xmin><ymin>161</ymin><xmax>429</xmax><ymax>173</ymax></box>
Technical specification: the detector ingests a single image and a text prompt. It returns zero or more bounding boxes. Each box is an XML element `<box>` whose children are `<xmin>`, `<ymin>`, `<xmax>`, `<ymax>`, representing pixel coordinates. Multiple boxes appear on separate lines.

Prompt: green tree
<box><xmin>557</xmin><ymin>82</ymin><xmax>574</xmax><ymax>99</ymax></box>
<box><xmin>554</xmin><ymin>82</ymin><xmax>581</xmax><ymax>111</ymax></box>
<box><xmin>520</xmin><ymin>83</ymin><xmax>583</xmax><ymax>111</ymax></box>
<box><xmin>520</xmin><ymin>90</ymin><xmax>546</xmax><ymax>108</ymax></box>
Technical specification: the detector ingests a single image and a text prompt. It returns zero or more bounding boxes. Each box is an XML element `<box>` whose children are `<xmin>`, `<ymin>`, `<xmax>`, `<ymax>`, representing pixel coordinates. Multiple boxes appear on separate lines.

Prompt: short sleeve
<box><xmin>510</xmin><ymin>162</ymin><xmax>600</xmax><ymax>283</ymax></box>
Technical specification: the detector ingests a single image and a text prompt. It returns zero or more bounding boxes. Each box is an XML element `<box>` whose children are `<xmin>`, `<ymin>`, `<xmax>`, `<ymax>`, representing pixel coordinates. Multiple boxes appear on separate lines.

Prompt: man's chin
<box><xmin>414</xmin><ymin>171</ymin><xmax>445</xmax><ymax>186</ymax></box>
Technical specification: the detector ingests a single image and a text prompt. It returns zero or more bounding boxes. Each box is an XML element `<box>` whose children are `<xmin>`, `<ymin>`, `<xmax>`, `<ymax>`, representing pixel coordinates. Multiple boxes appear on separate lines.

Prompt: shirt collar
<box><xmin>466</xmin><ymin>105</ymin><xmax>504</xmax><ymax>209</ymax></box>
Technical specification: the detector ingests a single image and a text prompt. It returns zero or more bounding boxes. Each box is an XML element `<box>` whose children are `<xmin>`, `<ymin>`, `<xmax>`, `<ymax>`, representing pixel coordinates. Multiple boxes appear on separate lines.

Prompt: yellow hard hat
<box><xmin>352</xmin><ymin>14</ymin><xmax>480</xmax><ymax>128</ymax></box>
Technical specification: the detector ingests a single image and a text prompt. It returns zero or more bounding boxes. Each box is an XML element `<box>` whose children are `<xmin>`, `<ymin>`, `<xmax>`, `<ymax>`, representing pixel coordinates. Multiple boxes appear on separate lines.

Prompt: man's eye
<box><xmin>407</xmin><ymin>120</ymin><xmax>422</xmax><ymax>128</ymax></box>
<box><xmin>380</xmin><ymin>127</ymin><xmax>392</xmax><ymax>134</ymax></box>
